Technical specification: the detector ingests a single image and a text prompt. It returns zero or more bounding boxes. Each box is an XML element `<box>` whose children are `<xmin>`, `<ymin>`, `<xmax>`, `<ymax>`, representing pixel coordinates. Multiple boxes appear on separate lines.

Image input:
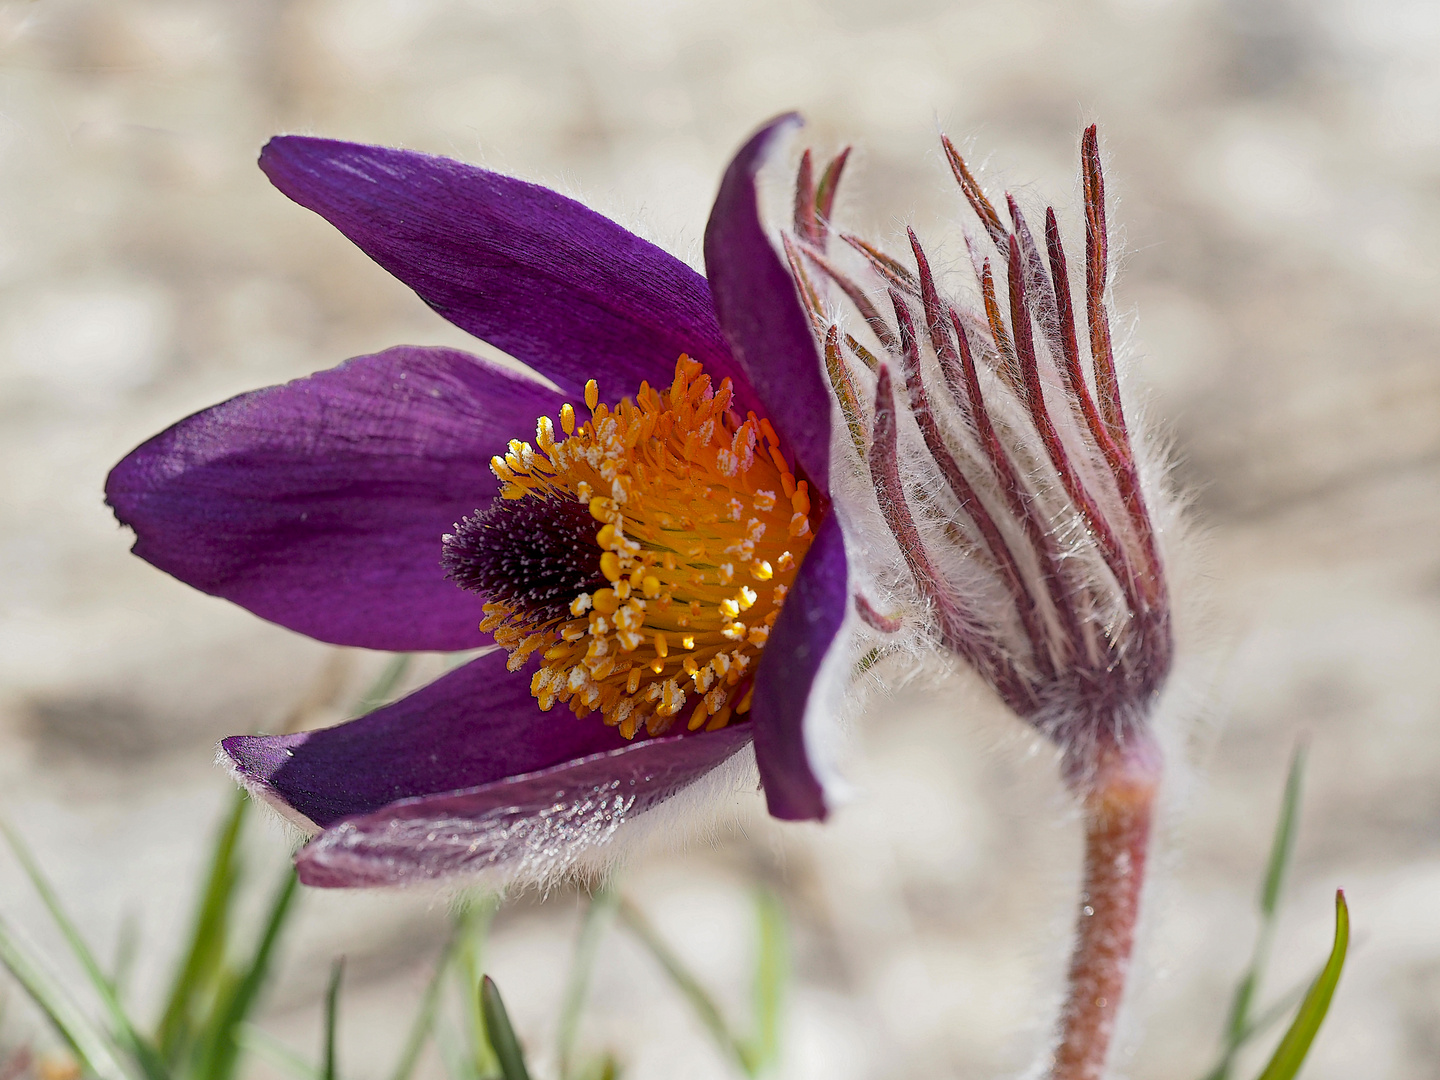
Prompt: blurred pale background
<box><xmin>1</xmin><ymin>0</ymin><xmax>1438</xmax><ymax>1077</ymax></box>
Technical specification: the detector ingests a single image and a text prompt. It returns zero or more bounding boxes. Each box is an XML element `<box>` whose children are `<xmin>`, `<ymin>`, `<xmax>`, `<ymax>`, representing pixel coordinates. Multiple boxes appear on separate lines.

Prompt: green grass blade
<box><xmin>322</xmin><ymin>960</ymin><xmax>344</xmax><ymax>1080</ymax></box>
<box><xmin>110</xmin><ymin>912</ymin><xmax>141</xmax><ymax>1004</ymax></box>
<box><xmin>388</xmin><ymin>923</ymin><xmax>463</xmax><ymax>1080</ymax></box>
<box><xmin>235</xmin><ymin>1024</ymin><xmax>319</xmax><ymax>1080</ymax></box>
<box><xmin>557</xmin><ymin>889</ymin><xmax>617</xmax><ymax>1080</ymax></box>
<box><xmin>194</xmin><ymin>869</ymin><xmax>300</xmax><ymax>1080</ymax></box>
<box><xmin>1207</xmin><ymin>746</ymin><xmax>1307</xmax><ymax>1080</ymax></box>
<box><xmin>1259</xmin><ymin>747</ymin><xmax>1307</xmax><ymax>919</ymax></box>
<box><xmin>0</xmin><ymin>821</ymin><xmax>168</xmax><ymax>1080</ymax></box>
<box><xmin>452</xmin><ymin>896</ymin><xmax>500</xmax><ymax>1080</ymax></box>
<box><xmin>616</xmin><ymin>899</ymin><xmax>750</xmax><ymax>1075</ymax></box>
<box><xmin>353</xmin><ymin>654</ymin><xmax>413</xmax><ymax>716</ymax></box>
<box><xmin>479</xmin><ymin>977</ymin><xmax>530</xmax><ymax>1080</ymax></box>
<box><xmin>432</xmin><ymin>1016</ymin><xmax>476</xmax><ymax>1080</ymax></box>
<box><xmin>1253</xmin><ymin>891</ymin><xmax>1349</xmax><ymax>1080</ymax></box>
<box><xmin>157</xmin><ymin>791</ymin><xmax>248</xmax><ymax>1063</ymax></box>
<box><xmin>742</xmin><ymin>890</ymin><xmax>788</xmax><ymax>1074</ymax></box>
<box><xmin>0</xmin><ymin>912</ymin><xmax>135</xmax><ymax>1080</ymax></box>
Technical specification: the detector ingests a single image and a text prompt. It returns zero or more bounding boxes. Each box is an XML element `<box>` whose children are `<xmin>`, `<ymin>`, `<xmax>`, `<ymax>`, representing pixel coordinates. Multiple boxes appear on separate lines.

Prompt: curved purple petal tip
<box><xmin>750</xmin><ymin>511</ymin><xmax>849</xmax><ymax>821</ymax></box>
<box><xmin>222</xmin><ymin>650</ymin><xmax>635</xmax><ymax>829</ymax></box>
<box><xmin>704</xmin><ymin>114</ymin><xmax>833</xmax><ymax>491</ymax></box>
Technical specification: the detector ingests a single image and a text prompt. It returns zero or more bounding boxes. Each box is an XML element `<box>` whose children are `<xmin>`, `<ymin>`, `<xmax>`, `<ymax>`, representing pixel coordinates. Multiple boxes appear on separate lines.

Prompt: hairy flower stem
<box><xmin>1051</xmin><ymin>732</ymin><xmax>1162</xmax><ymax>1080</ymax></box>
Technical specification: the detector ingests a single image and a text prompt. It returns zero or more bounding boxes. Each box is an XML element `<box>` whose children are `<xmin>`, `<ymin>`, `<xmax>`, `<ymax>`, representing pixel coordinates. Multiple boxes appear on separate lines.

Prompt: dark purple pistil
<box><xmin>442</xmin><ymin>496</ymin><xmax>607</xmax><ymax>624</ymax></box>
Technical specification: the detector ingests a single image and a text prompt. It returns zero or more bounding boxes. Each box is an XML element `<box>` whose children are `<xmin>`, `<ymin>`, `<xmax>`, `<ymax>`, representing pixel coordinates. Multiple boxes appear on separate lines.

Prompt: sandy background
<box><xmin>1</xmin><ymin>0</ymin><xmax>1438</xmax><ymax>1078</ymax></box>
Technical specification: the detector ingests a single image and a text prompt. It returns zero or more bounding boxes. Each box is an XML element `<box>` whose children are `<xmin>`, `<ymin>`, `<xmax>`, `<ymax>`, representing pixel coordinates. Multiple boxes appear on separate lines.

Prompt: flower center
<box><xmin>444</xmin><ymin>356</ymin><xmax>815</xmax><ymax>740</ymax></box>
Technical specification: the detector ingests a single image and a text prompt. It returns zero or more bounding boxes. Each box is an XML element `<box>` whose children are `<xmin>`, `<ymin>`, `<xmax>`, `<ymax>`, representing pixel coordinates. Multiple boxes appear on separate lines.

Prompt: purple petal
<box><xmin>292</xmin><ymin>723</ymin><xmax>754</xmax><ymax>887</ymax></box>
<box><xmin>107</xmin><ymin>346</ymin><xmax>560</xmax><ymax>652</ymax></box>
<box><xmin>223</xmin><ymin>649</ymin><xmax>635</xmax><ymax>828</ymax></box>
<box><xmin>750</xmin><ymin>510</ymin><xmax>849</xmax><ymax>821</ymax></box>
<box><xmin>704</xmin><ymin>115</ymin><xmax>833</xmax><ymax>491</ymax></box>
<box><xmin>260</xmin><ymin>136</ymin><xmax>744</xmax><ymax>404</ymax></box>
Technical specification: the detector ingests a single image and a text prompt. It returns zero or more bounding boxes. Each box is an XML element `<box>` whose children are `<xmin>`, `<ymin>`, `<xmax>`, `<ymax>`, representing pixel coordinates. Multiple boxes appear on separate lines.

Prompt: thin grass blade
<box><xmin>353</xmin><ymin>654</ymin><xmax>413</xmax><ymax>716</ymax></box>
<box><xmin>1207</xmin><ymin>746</ymin><xmax>1307</xmax><ymax>1080</ymax></box>
<box><xmin>0</xmin><ymin>821</ymin><xmax>168</xmax><ymax>1080</ymax></box>
<box><xmin>110</xmin><ymin>912</ymin><xmax>141</xmax><ymax>1005</ymax></box>
<box><xmin>322</xmin><ymin>960</ymin><xmax>343</xmax><ymax>1080</ymax></box>
<box><xmin>479</xmin><ymin>977</ymin><xmax>530</xmax><ymax>1080</ymax></box>
<box><xmin>1252</xmin><ymin>891</ymin><xmax>1349</xmax><ymax>1080</ymax></box>
<box><xmin>0</xmin><ymin>912</ymin><xmax>135</xmax><ymax>1080</ymax></box>
<box><xmin>741</xmin><ymin>890</ymin><xmax>788</xmax><ymax>1074</ymax></box>
<box><xmin>388</xmin><ymin>923</ymin><xmax>463</xmax><ymax>1080</ymax></box>
<box><xmin>557</xmin><ymin>889</ymin><xmax>617</xmax><ymax>1080</ymax></box>
<box><xmin>194</xmin><ymin>869</ymin><xmax>300</xmax><ymax>1080</ymax></box>
<box><xmin>158</xmin><ymin>791</ymin><xmax>248</xmax><ymax>1064</ymax></box>
<box><xmin>452</xmin><ymin>895</ymin><xmax>500</xmax><ymax>1080</ymax></box>
<box><xmin>235</xmin><ymin>1024</ymin><xmax>319</xmax><ymax>1080</ymax></box>
<box><xmin>616</xmin><ymin>899</ymin><xmax>750</xmax><ymax>1074</ymax></box>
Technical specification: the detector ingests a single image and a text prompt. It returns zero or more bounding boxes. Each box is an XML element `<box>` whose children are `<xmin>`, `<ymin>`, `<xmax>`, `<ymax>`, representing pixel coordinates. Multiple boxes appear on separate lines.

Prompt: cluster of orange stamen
<box><xmin>483</xmin><ymin>356</ymin><xmax>816</xmax><ymax>740</ymax></box>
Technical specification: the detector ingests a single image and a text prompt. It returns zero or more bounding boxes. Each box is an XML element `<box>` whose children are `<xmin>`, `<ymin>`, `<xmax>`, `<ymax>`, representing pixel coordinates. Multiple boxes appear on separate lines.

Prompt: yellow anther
<box><xmin>474</xmin><ymin>355</ymin><xmax>813</xmax><ymax>739</ymax></box>
<box><xmin>791</xmin><ymin>480</ymin><xmax>810</xmax><ymax>516</ymax></box>
<box><xmin>687</xmin><ymin>699</ymin><xmax>709</xmax><ymax>731</ymax></box>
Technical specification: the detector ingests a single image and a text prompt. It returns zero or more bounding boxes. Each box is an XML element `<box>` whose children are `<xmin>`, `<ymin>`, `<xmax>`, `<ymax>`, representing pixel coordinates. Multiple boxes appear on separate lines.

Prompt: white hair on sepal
<box><xmin>214</xmin><ymin>741</ymin><xmax>320</xmax><ymax>845</ymax></box>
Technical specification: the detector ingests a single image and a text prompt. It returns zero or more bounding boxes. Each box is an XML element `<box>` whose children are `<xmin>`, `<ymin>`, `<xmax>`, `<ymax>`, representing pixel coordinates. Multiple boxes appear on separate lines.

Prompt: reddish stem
<box><xmin>1051</xmin><ymin>733</ymin><xmax>1161</xmax><ymax>1080</ymax></box>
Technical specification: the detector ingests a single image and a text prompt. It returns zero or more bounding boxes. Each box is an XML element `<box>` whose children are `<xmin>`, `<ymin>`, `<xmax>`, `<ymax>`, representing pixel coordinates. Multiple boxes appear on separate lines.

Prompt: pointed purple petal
<box><xmin>223</xmin><ymin>649</ymin><xmax>636</xmax><ymax>828</ymax></box>
<box><xmin>750</xmin><ymin>510</ymin><xmax>849</xmax><ymax>821</ymax></box>
<box><xmin>292</xmin><ymin>724</ymin><xmax>754</xmax><ymax>887</ymax></box>
<box><xmin>704</xmin><ymin>115</ymin><xmax>833</xmax><ymax>491</ymax></box>
<box><xmin>260</xmin><ymin>136</ymin><xmax>743</xmax><ymax>403</ymax></box>
<box><xmin>107</xmin><ymin>346</ymin><xmax>560</xmax><ymax>651</ymax></box>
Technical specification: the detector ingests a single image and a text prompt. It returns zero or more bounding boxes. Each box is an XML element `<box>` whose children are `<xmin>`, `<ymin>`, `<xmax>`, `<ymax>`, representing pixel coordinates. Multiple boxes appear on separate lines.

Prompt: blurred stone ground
<box><xmin>0</xmin><ymin>0</ymin><xmax>1437</xmax><ymax>1077</ymax></box>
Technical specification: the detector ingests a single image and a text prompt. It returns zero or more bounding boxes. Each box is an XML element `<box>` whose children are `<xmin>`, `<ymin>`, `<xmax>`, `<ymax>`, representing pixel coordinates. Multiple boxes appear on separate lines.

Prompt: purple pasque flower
<box><xmin>105</xmin><ymin>115</ymin><xmax>855</xmax><ymax>888</ymax></box>
<box><xmin>784</xmin><ymin>127</ymin><xmax>1175</xmax><ymax>775</ymax></box>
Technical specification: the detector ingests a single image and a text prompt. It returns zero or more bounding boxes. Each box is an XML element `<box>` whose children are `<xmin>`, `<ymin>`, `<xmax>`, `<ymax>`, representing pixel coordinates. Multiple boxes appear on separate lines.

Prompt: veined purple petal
<box><xmin>293</xmin><ymin>723</ymin><xmax>754</xmax><ymax>887</ymax></box>
<box><xmin>107</xmin><ymin>346</ymin><xmax>559</xmax><ymax>652</ymax></box>
<box><xmin>704</xmin><ymin>115</ymin><xmax>833</xmax><ymax>491</ymax></box>
<box><xmin>261</xmin><ymin>137</ymin><xmax>744</xmax><ymax>405</ymax></box>
<box><xmin>750</xmin><ymin>511</ymin><xmax>849</xmax><ymax>821</ymax></box>
<box><xmin>223</xmin><ymin>649</ymin><xmax>636</xmax><ymax>829</ymax></box>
